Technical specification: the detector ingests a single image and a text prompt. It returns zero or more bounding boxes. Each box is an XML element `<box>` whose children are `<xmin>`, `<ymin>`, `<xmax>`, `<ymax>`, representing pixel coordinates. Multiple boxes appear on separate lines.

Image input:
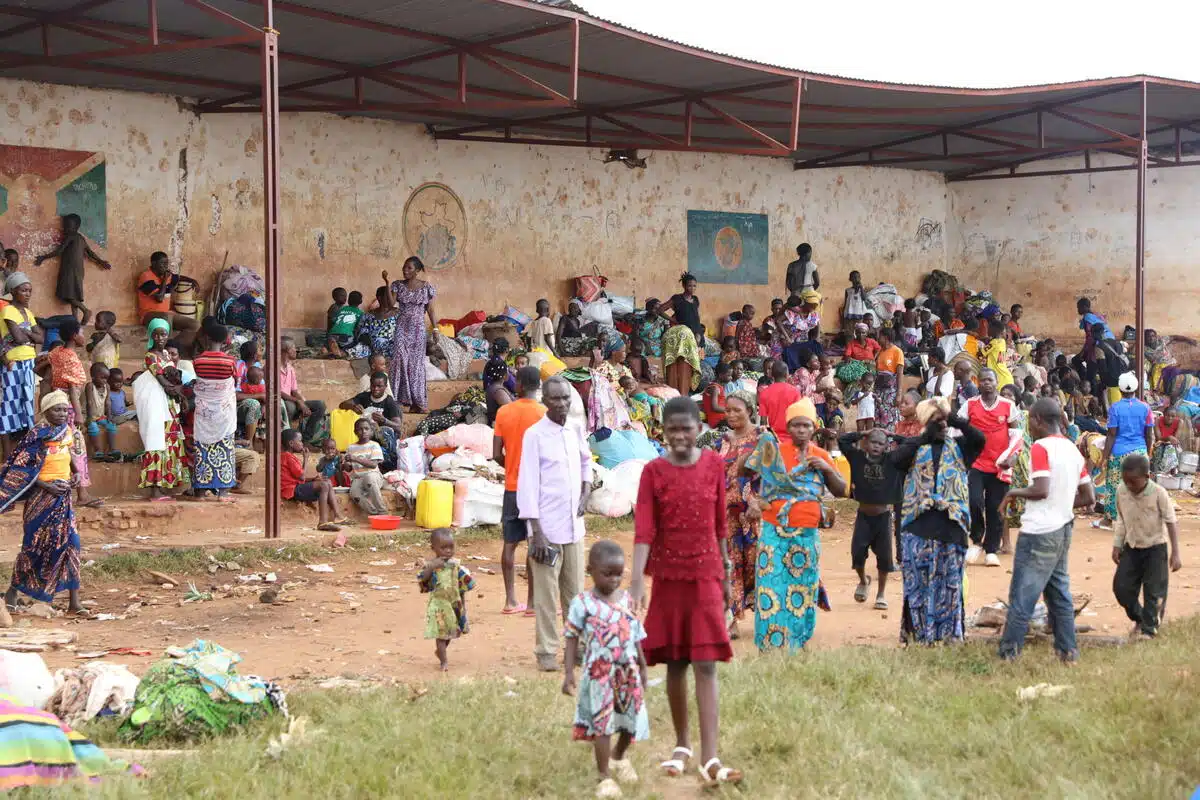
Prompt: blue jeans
<box><xmin>999</xmin><ymin>522</ymin><xmax>1078</xmax><ymax>661</ymax></box>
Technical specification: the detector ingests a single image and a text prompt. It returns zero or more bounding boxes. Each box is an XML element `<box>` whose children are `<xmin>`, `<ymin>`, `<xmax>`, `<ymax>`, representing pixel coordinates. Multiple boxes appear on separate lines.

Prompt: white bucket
<box><xmin>1180</xmin><ymin>452</ymin><xmax>1199</xmax><ymax>474</ymax></box>
<box><xmin>1179</xmin><ymin>475</ymin><xmax>1194</xmax><ymax>491</ymax></box>
<box><xmin>1158</xmin><ymin>473</ymin><xmax>1181</xmax><ymax>490</ymax></box>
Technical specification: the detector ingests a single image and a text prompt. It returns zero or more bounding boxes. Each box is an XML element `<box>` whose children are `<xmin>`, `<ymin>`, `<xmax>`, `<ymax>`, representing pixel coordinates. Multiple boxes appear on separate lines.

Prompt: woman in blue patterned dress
<box><xmin>744</xmin><ymin>398</ymin><xmax>847</xmax><ymax>651</ymax></box>
<box><xmin>891</xmin><ymin>397</ymin><xmax>986</xmax><ymax>644</ymax></box>
<box><xmin>345</xmin><ymin>286</ymin><xmax>399</xmax><ymax>359</ymax></box>
<box><xmin>384</xmin><ymin>258</ymin><xmax>438</xmax><ymax>413</ymax></box>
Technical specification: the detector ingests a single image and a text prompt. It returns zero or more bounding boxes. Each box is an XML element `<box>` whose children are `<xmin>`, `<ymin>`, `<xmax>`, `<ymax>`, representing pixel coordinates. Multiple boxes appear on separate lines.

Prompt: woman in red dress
<box><xmin>630</xmin><ymin>396</ymin><xmax>742</xmax><ymax>788</ymax></box>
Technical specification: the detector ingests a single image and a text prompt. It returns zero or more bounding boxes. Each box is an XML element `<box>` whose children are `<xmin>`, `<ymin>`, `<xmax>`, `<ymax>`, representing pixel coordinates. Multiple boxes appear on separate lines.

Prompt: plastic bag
<box><xmin>443</xmin><ymin>423</ymin><xmax>494</xmax><ymax>457</ymax></box>
<box><xmin>608</xmin><ymin>295</ymin><xmax>635</xmax><ymax>316</ymax></box>
<box><xmin>398</xmin><ymin>436</ymin><xmax>426</xmax><ymax>474</ymax></box>
<box><xmin>502</xmin><ymin>305</ymin><xmax>532</xmax><ymax>331</ymax></box>
<box><xmin>574</xmin><ymin>265</ymin><xmax>608</xmax><ymax>303</ymax></box>
<box><xmin>580</xmin><ymin>298</ymin><xmax>614</xmax><ymax>328</ymax></box>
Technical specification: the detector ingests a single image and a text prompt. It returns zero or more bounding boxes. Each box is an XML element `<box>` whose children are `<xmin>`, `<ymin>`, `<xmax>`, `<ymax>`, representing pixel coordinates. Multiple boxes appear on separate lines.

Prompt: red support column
<box><xmin>147</xmin><ymin>0</ymin><xmax>158</xmax><ymax>45</ymax></box>
<box><xmin>261</xmin><ymin>1</ymin><xmax>281</xmax><ymax>538</ymax></box>
<box><xmin>1135</xmin><ymin>79</ymin><xmax>1147</xmax><ymax>399</ymax></box>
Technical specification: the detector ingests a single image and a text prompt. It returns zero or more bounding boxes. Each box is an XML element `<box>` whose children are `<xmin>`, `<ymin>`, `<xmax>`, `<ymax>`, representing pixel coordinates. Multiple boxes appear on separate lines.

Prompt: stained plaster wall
<box><xmin>2</xmin><ymin>78</ymin><xmax>949</xmax><ymax>332</ymax></box>
<box><xmin>947</xmin><ymin>153</ymin><xmax>1200</xmax><ymax>341</ymax></box>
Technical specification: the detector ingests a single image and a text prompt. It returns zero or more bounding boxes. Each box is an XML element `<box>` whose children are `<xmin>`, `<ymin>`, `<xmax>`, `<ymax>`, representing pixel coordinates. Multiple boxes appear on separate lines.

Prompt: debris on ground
<box><xmin>1017</xmin><ymin>683</ymin><xmax>1072</xmax><ymax>702</ymax></box>
<box><xmin>147</xmin><ymin>571</ymin><xmax>180</xmax><ymax>587</ymax></box>
<box><xmin>182</xmin><ymin>583</ymin><xmax>213</xmax><ymax>603</ymax></box>
<box><xmin>305</xmin><ymin>564</ymin><xmax>334</xmax><ymax>573</ymax></box>
<box><xmin>48</xmin><ymin>662</ymin><xmax>140</xmax><ymax>725</ymax></box>
<box><xmin>265</xmin><ymin>716</ymin><xmax>322</xmax><ymax>759</ymax></box>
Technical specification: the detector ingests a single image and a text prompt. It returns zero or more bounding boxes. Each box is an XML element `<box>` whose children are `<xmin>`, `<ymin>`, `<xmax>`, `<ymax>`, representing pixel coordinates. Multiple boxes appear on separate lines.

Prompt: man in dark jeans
<box><xmin>958</xmin><ymin>368</ymin><xmax>1022</xmax><ymax>567</ymax></box>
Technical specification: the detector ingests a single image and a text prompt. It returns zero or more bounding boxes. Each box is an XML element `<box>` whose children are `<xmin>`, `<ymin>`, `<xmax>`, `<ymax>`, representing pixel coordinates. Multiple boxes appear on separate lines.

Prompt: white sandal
<box><xmin>699</xmin><ymin>757</ymin><xmax>744</xmax><ymax>786</ymax></box>
<box><xmin>610</xmin><ymin>758</ymin><xmax>639</xmax><ymax>785</ymax></box>
<box><xmin>659</xmin><ymin>746</ymin><xmax>692</xmax><ymax>777</ymax></box>
<box><xmin>595</xmin><ymin>777</ymin><xmax>622</xmax><ymax>799</ymax></box>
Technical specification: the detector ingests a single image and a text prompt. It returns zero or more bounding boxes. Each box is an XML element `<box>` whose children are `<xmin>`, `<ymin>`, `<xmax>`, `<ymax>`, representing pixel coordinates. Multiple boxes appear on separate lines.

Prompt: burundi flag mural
<box><xmin>0</xmin><ymin>144</ymin><xmax>107</xmax><ymax>257</ymax></box>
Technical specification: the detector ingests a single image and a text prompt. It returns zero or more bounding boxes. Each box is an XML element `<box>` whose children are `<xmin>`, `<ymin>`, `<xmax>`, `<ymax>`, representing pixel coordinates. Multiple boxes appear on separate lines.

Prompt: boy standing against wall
<box><xmin>34</xmin><ymin>213</ymin><xmax>111</xmax><ymax>324</ymax></box>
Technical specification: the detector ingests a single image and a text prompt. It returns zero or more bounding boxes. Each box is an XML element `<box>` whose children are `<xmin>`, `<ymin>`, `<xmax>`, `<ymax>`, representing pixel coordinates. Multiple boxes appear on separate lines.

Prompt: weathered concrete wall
<box><xmin>948</xmin><ymin>153</ymin><xmax>1200</xmax><ymax>341</ymax></box>
<box><xmin>2</xmin><ymin>78</ymin><xmax>949</xmax><ymax>330</ymax></box>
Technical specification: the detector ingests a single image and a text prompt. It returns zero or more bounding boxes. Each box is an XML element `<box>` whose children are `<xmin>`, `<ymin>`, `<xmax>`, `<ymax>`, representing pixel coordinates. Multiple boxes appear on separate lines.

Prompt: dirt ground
<box><xmin>22</xmin><ymin>494</ymin><xmax>1200</xmax><ymax>684</ymax></box>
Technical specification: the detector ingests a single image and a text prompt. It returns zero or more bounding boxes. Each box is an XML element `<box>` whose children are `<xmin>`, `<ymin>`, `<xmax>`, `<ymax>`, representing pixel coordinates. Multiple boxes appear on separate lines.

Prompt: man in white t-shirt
<box><xmin>997</xmin><ymin>398</ymin><xmax>1095</xmax><ymax>662</ymax></box>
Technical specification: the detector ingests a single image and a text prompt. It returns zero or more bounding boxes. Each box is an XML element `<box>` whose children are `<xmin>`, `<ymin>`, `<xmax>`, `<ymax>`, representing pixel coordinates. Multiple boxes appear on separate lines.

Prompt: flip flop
<box><xmin>874</xmin><ymin>597</ymin><xmax>889</xmax><ymax>610</ymax></box>
<box><xmin>854</xmin><ymin>575</ymin><xmax>872</xmax><ymax>603</ymax></box>
<box><xmin>523</xmin><ymin>607</ymin><xmax>536</xmax><ymax>618</ymax></box>
<box><xmin>80</xmin><ymin>499</ymin><xmax>105</xmax><ymax>509</ymax></box>
<box><xmin>317</xmin><ymin>523</ymin><xmax>341</xmax><ymax>532</ymax></box>
<box><xmin>502</xmin><ymin>604</ymin><xmax>528</xmax><ymax>615</ymax></box>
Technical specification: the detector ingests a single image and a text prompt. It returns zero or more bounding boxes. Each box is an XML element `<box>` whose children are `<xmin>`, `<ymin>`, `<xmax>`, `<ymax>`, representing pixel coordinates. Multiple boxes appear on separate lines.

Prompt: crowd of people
<box><xmin>0</xmin><ymin>222</ymin><xmax>1190</xmax><ymax>795</ymax></box>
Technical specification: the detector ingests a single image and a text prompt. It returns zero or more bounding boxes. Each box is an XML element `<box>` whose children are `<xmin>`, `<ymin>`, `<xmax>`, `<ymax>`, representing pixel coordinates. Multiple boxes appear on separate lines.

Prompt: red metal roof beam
<box><xmin>0</xmin><ymin>0</ymin><xmax>117</xmax><ymax>43</ymax></box>
<box><xmin>1045</xmin><ymin>109</ymin><xmax>1140</xmax><ymax>148</ymax></box>
<box><xmin>696</xmin><ymin>99</ymin><xmax>789</xmax><ymax>154</ymax></box>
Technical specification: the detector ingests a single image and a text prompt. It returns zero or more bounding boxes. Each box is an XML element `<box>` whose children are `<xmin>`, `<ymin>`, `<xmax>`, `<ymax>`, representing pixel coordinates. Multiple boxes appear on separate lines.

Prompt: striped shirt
<box><xmin>192</xmin><ymin>350</ymin><xmax>236</xmax><ymax>381</ymax></box>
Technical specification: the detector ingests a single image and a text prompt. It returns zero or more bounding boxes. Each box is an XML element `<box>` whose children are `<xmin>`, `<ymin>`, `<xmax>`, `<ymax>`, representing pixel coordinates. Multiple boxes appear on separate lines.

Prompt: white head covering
<box><xmin>1118</xmin><ymin>372</ymin><xmax>1139</xmax><ymax>393</ymax></box>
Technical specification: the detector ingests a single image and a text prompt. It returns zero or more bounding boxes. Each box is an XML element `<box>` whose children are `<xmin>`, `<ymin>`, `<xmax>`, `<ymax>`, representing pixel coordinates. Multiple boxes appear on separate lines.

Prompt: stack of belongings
<box><xmin>120</xmin><ymin>639</ymin><xmax>286</xmax><ymax>742</ymax></box>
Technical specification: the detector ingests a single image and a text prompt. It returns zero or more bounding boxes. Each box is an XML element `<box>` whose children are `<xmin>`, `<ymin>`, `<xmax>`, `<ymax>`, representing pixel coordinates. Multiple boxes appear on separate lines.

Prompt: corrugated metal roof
<box><xmin>0</xmin><ymin>0</ymin><xmax>1198</xmax><ymax>175</ymax></box>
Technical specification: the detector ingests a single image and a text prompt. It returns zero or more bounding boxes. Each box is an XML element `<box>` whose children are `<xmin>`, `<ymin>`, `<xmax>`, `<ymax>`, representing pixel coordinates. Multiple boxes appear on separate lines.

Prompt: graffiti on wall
<box><xmin>685</xmin><ymin>210</ymin><xmax>769</xmax><ymax>285</ymax></box>
<box><xmin>0</xmin><ymin>145</ymin><xmax>106</xmax><ymax>258</ymax></box>
<box><xmin>403</xmin><ymin>182</ymin><xmax>467</xmax><ymax>270</ymax></box>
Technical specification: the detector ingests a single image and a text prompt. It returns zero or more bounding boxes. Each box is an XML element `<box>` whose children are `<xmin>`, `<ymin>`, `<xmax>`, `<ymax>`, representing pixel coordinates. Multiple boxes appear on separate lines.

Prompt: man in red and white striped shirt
<box><xmin>957</xmin><ymin>368</ymin><xmax>1022</xmax><ymax>567</ymax></box>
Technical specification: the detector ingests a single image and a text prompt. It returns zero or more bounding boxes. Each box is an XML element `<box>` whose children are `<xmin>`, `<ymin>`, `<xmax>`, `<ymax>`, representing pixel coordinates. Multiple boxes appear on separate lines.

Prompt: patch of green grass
<box><xmin>61</xmin><ymin>616</ymin><xmax>1200</xmax><ymax>798</ymax></box>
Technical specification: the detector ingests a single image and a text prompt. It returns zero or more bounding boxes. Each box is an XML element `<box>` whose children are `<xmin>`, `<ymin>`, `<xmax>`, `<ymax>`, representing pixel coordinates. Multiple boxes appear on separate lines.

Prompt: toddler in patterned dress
<box><xmin>562</xmin><ymin>540</ymin><xmax>649</xmax><ymax>799</ymax></box>
<box><xmin>417</xmin><ymin>528</ymin><xmax>476</xmax><ymax>671</ymax></box>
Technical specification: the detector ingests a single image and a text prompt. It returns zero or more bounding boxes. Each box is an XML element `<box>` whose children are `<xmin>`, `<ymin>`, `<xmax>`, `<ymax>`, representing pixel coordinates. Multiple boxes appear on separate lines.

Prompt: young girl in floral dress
<box><xmin>630</xmin><ymin>396</ymin><xmax>742</xmax><ymax>788</ymax></box>
<box><xmin>563</xmin><ymin>541</ymin><xmax>649</xmax><ymax>799</ymax></box>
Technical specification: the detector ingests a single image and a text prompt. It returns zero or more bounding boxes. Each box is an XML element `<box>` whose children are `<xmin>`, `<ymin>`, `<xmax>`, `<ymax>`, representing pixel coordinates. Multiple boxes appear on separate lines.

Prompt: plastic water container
<box><xmin>1180</xmin><ymin>452</ymin><xmax>1199</xmax><ymax>475</ymax></box>
<box><xmin>329</xmin><ymin>409</ymin><xmax>360</xmax><ymax>452</ymax></box>
<box><xmin>416</xmin><ymin>479</ymin><xmax>454</xmax><ymax>529</ymax></box>
<box><xmin>1158</xmin><ymin>473</ymin><xmax>1182</xmax><ymax>490</ymax></box>
<box><xmin>830</xmin><ymin>451</ymin><xmax>852</xmax><ymax>490</ymax></box>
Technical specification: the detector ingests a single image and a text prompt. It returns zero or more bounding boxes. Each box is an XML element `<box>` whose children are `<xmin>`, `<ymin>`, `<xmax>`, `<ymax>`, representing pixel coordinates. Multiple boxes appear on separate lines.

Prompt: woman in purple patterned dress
<box><xmin>384</xmin><ymin>257</ymin><xmax>438</xmax><ymax>413</ymax></box>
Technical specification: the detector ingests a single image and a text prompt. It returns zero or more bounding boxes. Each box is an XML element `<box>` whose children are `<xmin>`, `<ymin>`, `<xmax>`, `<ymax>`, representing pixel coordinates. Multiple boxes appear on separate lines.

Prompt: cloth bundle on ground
<box><xmin>921</xmin><ymin>270</ymin><xmax>959</xmax><ymax>298</ymax></box>
<box><xmin>585</xmin><ymin>459</ymin><xmax>647</xmax><ymax>517</ymax></box>
<box><xmin>48</xmin><ymin>663</ymin><xmax>140</xmax><ymax>726</ymax></box>
<box><xmin>588</xmin><ymin>427</ymin><xmax>658</xmax><ymax>468</ymax></box>
<box><xmin>500</xmin><ymin>305</ymin><xmax>531</xmax><ymax>331</ymax></box>
<box><xmin>431</xmin><ymin>331</ymin><xmax>471</xmax><ymax>380</ymax></box>
<box><xmin>456</xmin><ymin>334</ymin><xmax>490</xmax><ymax>360</ymax></box>
<box><xmin>209</xmin><ymin>265</ymin><xmax>266</xmax><ymax>333</ymax></box>
<box><xmin>863</xmin><ymin>283</ymin><xmax>905</xmax><ymax>326</ymax></box>
<box><xmin>424</xmin><ymin>423</ymin><xmax>493</xmax><ymax>457</ymax></box>
<box><xmin>0</xmin><ymin>651</ymin><xmax>55</xmax><ymax>709</ymax></box>
<box><xmin>415</xmin><ymin>387</ymin><xmax>486</xmax><ymax>437</ymax></box>
<box><xmin>120</xmin><ymin>639</ymin><xmax>286</xmax><ymax>742</ymax></box>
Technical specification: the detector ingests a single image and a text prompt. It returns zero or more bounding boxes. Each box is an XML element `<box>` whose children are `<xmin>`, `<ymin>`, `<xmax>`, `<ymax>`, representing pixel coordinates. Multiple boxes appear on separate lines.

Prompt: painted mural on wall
<box><xmin>0</xmin><ymin>145</ymin><xmax>106</xmax><ymax>259</ymax></box>
<box><xmin>403</xmin><ymin>182</ymin><xmax>466</xmax><ymax>270</ymax></box>
<box><xmin>685</xmin><ymin>210</ymin><xmax>768</xmax><ymax>285</ymax></box>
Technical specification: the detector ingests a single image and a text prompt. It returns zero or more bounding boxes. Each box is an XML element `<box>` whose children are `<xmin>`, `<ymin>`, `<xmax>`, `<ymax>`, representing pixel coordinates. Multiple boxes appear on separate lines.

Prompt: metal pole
<box><xmin>261</xmin><ymin>0</ymin><xmax>281</xmax><ymax>538</ymax></box>
<box><xmin>1135</xmin><ymin>79</ymin><xmax>1147</xmax><ymax>399</ymax></box>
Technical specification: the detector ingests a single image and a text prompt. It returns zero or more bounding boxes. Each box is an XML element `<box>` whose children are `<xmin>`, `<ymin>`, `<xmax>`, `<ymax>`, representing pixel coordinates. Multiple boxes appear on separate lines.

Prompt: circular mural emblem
<box><xmin>713</xmin><ymin>226</ymin><xmax>743</xmax><ymax>270</ymax></box>
<box><xmin>402</xmin><ymin>182</ymin><xmax>467</xmax><ymax>271</ymax></box>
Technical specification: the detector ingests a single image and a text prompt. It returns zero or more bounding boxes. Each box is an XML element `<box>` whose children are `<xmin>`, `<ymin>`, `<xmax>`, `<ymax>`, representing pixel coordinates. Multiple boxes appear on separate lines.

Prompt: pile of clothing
<box><xmin>120</xmin><ymin>640</ymin><xmax>286</xmax><ymax>742</ymax></box>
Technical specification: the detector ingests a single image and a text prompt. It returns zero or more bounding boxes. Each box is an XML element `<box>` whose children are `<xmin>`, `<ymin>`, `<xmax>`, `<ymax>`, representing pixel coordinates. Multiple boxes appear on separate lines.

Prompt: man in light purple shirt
<box><xmin>517</xmin><ymin>376</ymin><xmax>592</xmax><ymax>671</ymax></box>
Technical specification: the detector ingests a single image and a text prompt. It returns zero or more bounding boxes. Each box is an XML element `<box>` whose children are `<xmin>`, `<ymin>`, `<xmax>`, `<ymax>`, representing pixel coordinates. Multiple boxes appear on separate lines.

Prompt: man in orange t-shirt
<box><xmin>759</xmin><ymin>360</ymin><xmax>801</xmax><ymax>438</ymax></box>
<box><xmin>492</xmin><ymin>366</ymin><xmax>546</xmax><ymax>614</ymax></box>
<box><xmin>135</xmin><ymin>251</ymin><xmax>201</xmax><ymax>351</ymax></box>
